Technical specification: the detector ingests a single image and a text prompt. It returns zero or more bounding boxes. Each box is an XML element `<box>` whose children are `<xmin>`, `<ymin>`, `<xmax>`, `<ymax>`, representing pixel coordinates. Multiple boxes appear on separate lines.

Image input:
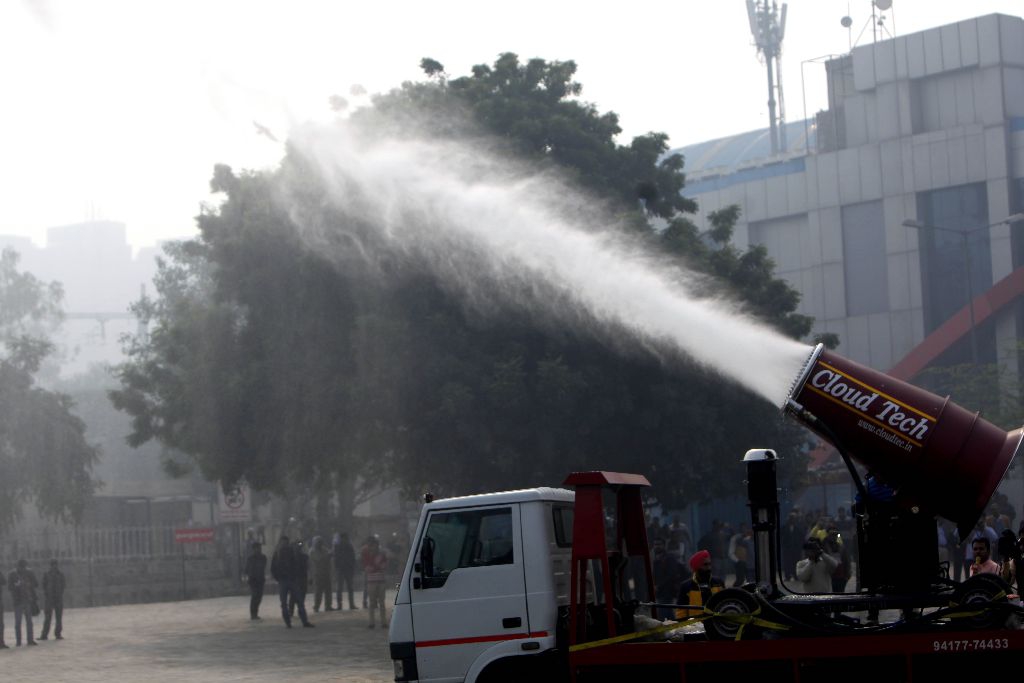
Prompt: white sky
<box><xmin>2</xmin><ymin>0</ymin><xmax>1022</xmax><ymax>250</ymax></box>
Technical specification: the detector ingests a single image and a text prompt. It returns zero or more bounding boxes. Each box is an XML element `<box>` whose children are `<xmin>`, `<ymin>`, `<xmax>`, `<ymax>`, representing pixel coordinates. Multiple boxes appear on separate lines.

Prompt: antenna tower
<box><xmin>746</xmin><ymin>0</ymin><xmax>788</xmax><ymax>155</ymax></box>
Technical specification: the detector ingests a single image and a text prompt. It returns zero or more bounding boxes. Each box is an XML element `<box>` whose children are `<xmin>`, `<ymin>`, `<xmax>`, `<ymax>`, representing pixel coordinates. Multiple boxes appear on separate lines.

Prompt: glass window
<box><xmin>842</xmin><ymin>200</ymin><xmax>889</xmax><ymax>316</ymax></box>
<box><xmin>917</xmin><ymin>183</ymin><xmax>990</xmax><ymax>336</ymax></box>
<box><xmin>420</xmin><ymin>507</ymin><xmax>513</xmax><ymax>588</ymax></box>
<box><xmin>552</xmin><ymin>505</ymin><xmax>573</xmax><ymax>548</ymax></box>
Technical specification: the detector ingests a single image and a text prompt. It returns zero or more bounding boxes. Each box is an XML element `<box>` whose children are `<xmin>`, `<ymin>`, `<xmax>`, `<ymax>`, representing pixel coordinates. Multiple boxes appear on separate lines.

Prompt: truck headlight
<box><xmin>393</xmin><ymin>656</ymin><xmax>417</xmax><ymax>681</ymax></box>
<box><xmin>390</xmin><ymin>642</ymin><xmax>418</xmax><ymax>682</ymax></box>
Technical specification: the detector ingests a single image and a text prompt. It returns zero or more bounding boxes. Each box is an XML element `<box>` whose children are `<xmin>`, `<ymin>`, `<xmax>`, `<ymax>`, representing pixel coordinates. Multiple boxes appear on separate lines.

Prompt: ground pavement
<box><xmin>1</xmin><ymin>590</ymin><xmax>394</xmax><ymax>682</ymax></box>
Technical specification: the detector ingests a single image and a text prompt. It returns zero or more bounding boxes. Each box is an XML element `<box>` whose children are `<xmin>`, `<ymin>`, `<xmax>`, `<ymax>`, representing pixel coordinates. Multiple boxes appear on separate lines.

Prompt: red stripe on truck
<box><xmin>415</xmin><ymin>632</ymin><xmax>549</xmax><ymax>648</ymax></box>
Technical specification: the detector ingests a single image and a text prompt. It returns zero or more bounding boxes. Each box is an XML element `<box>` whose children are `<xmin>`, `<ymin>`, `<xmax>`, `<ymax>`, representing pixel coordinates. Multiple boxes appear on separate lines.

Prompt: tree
<box><xmin>113</xmin><ymin>54</ymin><xmax>816</xmax><ymax>517</ymax></box>
<box><xmin>0</xmin><ymin>248</ymin><xmax>98</xmax><ymax>529</ymax></box>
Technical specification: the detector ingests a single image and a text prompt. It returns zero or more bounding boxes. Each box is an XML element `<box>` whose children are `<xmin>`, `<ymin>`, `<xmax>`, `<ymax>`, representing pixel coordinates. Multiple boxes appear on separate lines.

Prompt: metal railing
<box><xmin>0</xmin><ymin>523</ymin><xmax>227</xmax><ymax>564</ymax></box>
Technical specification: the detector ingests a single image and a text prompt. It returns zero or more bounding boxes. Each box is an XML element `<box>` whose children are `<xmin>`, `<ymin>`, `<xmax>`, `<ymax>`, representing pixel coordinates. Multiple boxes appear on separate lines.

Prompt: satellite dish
<box><xmin>874</xmin><ymin>0</ymin><xmax>892</xmax><ymax>10</ymax></box>
<box><xmin>840</xmin><ymin>15</ymin><xmax>853</xmax><ymax>28</ymax></box>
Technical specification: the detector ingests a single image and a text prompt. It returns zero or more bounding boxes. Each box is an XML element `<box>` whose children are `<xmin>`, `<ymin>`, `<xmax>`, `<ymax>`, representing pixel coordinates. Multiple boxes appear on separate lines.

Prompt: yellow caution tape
<box><xmin>568</xmin><ymin>605</ymin><xmax>792</xmax><ymax>652</ymax></box>
<box><xmin>569</xmin><ymin>591</ymin><xmax>1018</xmax><ymax>653</ymax></box>
<box><xmin>568</xmin><ymin>616</ymin><xmax>708</xmax><ymax>652</ymax></box>
<box><xmin>943</xmin><ymin>590</ymin><xmax>1009</xmax><ymax>621</ymax></box>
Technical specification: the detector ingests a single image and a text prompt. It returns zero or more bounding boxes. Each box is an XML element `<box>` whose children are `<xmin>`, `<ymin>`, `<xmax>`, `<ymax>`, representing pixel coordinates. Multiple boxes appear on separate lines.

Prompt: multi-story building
<box><xmin>677</xmin><ymin>13</ymin><xmax>1024</xmax><ymax>381</ymax></box>
<box><xmin>0</xmin><ymin>220</ymin><xmax>158</xmax><ymax>376</ymax></box>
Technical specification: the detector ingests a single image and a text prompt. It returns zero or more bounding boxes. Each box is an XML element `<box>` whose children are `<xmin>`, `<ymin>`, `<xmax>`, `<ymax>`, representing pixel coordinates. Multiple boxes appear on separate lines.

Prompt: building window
<box><xmin>916</xmin><ymin>183</ymin><xmax>990</xmax><ymax>336</ymax></box>
<box><xmin>747</xmin><ymin>215</ymin><xmax>807</xmax><ymax>275</ymax></box>
<box><xmin>841</xmin><ymin>201</ymin><xmax>889</xmax><ymax>316</ymax></box>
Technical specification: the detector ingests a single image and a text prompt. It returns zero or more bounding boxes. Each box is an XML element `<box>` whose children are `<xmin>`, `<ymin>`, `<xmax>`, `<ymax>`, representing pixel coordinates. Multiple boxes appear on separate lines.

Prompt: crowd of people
<box><xmin>0</xmin><ymin>558</ymin><xmax>67</xmax><ymax>648</ymax></box>
<box><xmin>649</xmin><ymin>503</ymin><xmax>1024</xmax><ymax>618</ymax></box>
<box><xmin>242</xmin><ymin>530</ymin><xmax>395</xmax><ymax>629</ymax></box>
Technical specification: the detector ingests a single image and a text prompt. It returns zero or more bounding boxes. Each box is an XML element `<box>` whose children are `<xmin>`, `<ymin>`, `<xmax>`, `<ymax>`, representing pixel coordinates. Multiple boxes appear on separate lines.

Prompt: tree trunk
<box><xmin>335</xmin><ymin>474</ymin><xmax>357</xmax><ymax>536</ymax></box>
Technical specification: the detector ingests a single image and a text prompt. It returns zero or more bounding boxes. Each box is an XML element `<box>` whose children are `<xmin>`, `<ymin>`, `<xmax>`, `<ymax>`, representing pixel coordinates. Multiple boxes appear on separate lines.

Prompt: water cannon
<box><xmin>728</xmin><ymin>345</ymin><xmax>1024</xmax><ymax>636</ymax></box>
<box><xmin>784</xmin><ymin>344</ymin><xmax>1021</xmax><ymax>539</ymax></box>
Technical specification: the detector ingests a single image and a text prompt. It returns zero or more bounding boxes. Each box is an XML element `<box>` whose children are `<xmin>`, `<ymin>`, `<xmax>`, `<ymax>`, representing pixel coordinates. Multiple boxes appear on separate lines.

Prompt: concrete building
<box><xmin>676</xmin><ymin>13</ymin><xmax>1024</xmax><ymax>380</ymax></box>
<box><xmin>0</xmin><ymin>220</ymin><xmax>159</xmax><ymax>377</ymax></box>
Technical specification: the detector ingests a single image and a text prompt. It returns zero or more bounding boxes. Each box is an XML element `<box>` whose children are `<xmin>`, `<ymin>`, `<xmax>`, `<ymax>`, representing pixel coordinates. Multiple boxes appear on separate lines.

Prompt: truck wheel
<box><xmin>951</xmin><ymin>574</ymin><xmax>1011</xmax><ymax>630</ymax></box>
<box><xmin>704</xmin><ymin>588</ymin><xmax>762</xmax><ymax>641</ymax></box>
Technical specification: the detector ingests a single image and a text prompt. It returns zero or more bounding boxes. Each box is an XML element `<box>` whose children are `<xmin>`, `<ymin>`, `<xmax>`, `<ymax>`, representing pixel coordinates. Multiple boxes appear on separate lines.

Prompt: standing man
<box><xmin>8</xmin><ymin>559</ymin><xmax>38</xmax><ymax>646</ymax></box>
<box><xmin>651</xmin><ymin>539</ymin><xmax>683</xmax><ymax>620</ymax></box>
<box><xmin>795</xmin><ymin>539</ymin><xmax>838</xmax><ymax>593</ymax></box>
<box><xmin>270</xmin><ymin>536</ymin><xmax>313</xmax><ymax>629</ymax></box>
<box><xmin>0</xmin><ymin>565</ymin><xmax>7</xmax><ymax>648</ymax></box>
<box><xmin>309</xmin><ymin>537</ymin><xmax>333</xmax><ymax>613</ymax></box>
<box><xmin>969</xmin><ymin>537</ymin><xmax>1000</xmax><ymax>577</ymax></box>
<box><xmin>290</xmin><ymin>540</ymin><xmax>312</xmax><ymax>621</ymax></box>
<box><xmin>362</xmin><ymin>536</ymin><xmax>389</xmax><ymax>628</ymax></box>
<box><xmin>674</xmin><ymin>550</ymin><xmax>725</xmax><ymax>619</ymax></box>
<box><xmin>39</xmin><ymin>559</ymin><xmax>65</xmax><ymax>640</ymax></box>
<box><xmin>963</xmin><ymin>519</ymin><xmax>999</xmax><ymax>579</ymax></box>
<box><xmin>333</xmin><ymin>532</ymin><xmax>357</xmax><ymax>610</ymax></box>
<box><xmin>243</xmin><ymin>542</ymin><xmax>267</xmax><ymax>620</ymax></box>
<box><xmin>727</xmin><ymin>524</ymin><xmax>752</xmax><ymax>587</ymax></box>
<box><xmin>822</xmin><ymin>525</ymin><xmax>851</xmax><ymax>593</ymax></box>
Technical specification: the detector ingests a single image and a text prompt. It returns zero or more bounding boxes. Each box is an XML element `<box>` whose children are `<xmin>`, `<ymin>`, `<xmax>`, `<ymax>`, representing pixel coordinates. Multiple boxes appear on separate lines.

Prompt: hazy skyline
<box><xmin>2</xmin><ymin>0</ymin><xmax>1022</xmax><ymax>249</ymax></box>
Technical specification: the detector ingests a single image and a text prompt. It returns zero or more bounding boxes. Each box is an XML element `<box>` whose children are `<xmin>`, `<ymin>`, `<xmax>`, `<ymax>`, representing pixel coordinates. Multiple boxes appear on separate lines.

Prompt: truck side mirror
<box><xmin>421</xmin><ymin>537</ymin><xmax>435</xmax><ymax>577</ymax></box>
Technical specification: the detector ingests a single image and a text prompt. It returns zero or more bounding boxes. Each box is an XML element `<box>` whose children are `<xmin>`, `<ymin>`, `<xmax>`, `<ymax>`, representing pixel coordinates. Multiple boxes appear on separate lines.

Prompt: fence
<box><xmin>0</xmin><ymin>523</ymin><xmax>230</xmax><ymax>565</ymax></box>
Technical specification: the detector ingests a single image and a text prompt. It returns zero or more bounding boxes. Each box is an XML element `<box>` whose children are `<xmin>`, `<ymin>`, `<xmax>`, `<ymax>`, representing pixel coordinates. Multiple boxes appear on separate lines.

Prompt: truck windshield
<box><xmin>421</xmin><ymin>507</ymin><xmax>513</xmax><ymax>587</ymax></box>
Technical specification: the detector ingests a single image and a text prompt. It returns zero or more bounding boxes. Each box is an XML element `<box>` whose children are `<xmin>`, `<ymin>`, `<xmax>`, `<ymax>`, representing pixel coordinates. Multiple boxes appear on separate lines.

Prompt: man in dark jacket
<box><xmin>243</xmin><ymin>542</ymin><xmax>267</xmax><ymax>620</ymax></box>
<box><xmin>288</xmin><ymin>540</ymin><xmax>312</xmax><ymax>621</ymax></box>
<box><xmin>0</xmin><ymin>566</ymin><xmax>7</xmax><ymax>648</ymax></box>
<box><xmin>8</xmin><ymin>559</ymin><xmax>38</xmax><ymax>646</ymax></box>
<box><xmin>39</xmin><ymin>559</ymin><xmax>66</xmax><ymax>640</ymax></box>
<box><xmin>333</xmin><ymin>532</ymin><xmax>357</xmax><ymax>610</ymax></box>
<box><xmin>651</xmin><ymin>539</ymin><xmax>683</xmax><ymax>620</ymax></box>
<box><xmin>270</xmin><ymin>536</ymin><xmax>312</xmax><ymax>628</ymax></box>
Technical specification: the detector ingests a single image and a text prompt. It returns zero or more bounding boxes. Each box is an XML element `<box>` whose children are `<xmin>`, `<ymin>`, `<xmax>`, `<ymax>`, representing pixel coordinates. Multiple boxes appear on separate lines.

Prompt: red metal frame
<box><xmin>564</xmin><ymin>471</ymin><xmax>655</xmax><ymax>648</ymax></box>
<box><xmin>889</xmin><ymin>265</ymin><xmax>1024</xmax><ymax>381</ymax></box>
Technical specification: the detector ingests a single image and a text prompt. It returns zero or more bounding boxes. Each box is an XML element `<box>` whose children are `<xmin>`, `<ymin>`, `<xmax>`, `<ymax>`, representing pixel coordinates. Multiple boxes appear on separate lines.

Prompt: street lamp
<box><xmin>901</xmin><ymin>213</ymin><xmax>1024</xmax><ymax>365</ymax></box>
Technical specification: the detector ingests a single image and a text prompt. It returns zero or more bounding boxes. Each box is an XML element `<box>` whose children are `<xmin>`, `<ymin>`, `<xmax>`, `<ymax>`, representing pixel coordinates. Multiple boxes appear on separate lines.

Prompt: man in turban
<box><xmin>674</xmin><ymin>549</ymin><xmax>724</xmax><ymax>619</ymax></box>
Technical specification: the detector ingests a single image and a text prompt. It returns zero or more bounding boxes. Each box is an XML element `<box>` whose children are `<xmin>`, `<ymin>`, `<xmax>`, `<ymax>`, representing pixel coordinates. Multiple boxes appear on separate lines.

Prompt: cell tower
<box><xmin>746</xmin><ymin>0</ymin><xmax>788</xmax><ymax>155</ymax></box>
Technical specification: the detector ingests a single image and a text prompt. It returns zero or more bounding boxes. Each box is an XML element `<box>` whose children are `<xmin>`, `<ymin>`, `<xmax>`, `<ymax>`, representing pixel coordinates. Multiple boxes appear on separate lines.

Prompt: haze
<box><xmin>3</xmin><ymin>0</ymin><xmax>1023</xmax><ymax>251</ymax></box>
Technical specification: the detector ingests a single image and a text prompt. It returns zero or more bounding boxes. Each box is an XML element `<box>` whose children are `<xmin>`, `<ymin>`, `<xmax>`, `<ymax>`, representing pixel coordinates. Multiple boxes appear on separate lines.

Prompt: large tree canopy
<box><xmin>0</xmin><ymin>248</ymin><xmax>98</xmax><ymax>529</ymax></box>
<box><xmin>113</xmin><ymin>54</ymin><xmax>816</xmax><ymax>514</ymax></box>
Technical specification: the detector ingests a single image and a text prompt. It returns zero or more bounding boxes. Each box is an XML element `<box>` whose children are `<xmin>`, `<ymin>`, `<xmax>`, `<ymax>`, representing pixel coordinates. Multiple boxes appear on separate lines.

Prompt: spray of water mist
<box><xmin>284</xmin><ymin>121</ymin><xmax>813</xmax><ymax>408</ymax></box>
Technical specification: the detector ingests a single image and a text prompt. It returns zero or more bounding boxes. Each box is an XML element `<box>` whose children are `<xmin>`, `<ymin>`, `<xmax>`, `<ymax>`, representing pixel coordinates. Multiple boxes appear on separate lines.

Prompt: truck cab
<box><xmin>389</xmin><ymin>487</ymin><xmax>575</xmax><ymax>683</ymax></box>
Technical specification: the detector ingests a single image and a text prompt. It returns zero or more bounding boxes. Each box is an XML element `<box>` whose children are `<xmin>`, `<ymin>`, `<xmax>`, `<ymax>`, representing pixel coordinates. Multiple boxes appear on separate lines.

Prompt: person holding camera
<box><xmin>795</xmin><ymin>538</ymin><xmax>838</xmax><ymax>593</ymax></box>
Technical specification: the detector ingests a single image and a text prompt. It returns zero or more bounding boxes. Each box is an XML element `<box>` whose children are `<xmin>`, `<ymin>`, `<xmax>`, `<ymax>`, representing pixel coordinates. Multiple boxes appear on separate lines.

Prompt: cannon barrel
<box><xmin>785</xmin><ymin>344</ymin><xmax>1021</xmax><ymax>537</ymax></box>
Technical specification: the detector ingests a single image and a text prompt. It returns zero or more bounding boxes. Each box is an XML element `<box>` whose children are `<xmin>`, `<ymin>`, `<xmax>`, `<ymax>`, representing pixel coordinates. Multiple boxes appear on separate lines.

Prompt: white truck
<box><xmin>388</xmin><ymin>486</ymin><xmax>576</xmax><ymax>683</ymax></box>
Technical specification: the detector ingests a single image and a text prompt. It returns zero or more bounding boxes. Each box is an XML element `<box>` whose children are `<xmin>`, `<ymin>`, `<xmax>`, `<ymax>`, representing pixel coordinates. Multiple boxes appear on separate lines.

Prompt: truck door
<box><xmin>410</xmin><ymin>504</ymin><xmax>528</xmax><ymax>683</ymax></box>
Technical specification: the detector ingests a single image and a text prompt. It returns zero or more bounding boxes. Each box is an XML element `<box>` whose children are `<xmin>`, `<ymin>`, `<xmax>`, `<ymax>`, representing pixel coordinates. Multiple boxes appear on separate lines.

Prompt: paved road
<box><xmin>1</xmin><ymin>591</ymin><xmax>394</xmax><ymax>682</ymax></box>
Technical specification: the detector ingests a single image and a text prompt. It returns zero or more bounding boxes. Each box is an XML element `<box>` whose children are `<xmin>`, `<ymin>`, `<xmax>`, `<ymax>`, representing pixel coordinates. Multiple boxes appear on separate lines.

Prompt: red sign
<box><xmin>174</xmin><ymin>528</ymin><xmax>215</xmax><ymax>544</ymax></box>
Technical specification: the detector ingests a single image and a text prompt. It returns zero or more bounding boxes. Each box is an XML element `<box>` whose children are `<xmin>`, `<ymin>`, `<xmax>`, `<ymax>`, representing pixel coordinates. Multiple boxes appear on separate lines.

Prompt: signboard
<box><xmin>218</xmin><ymin>481</ymin><xmax>252</xmax><ymax>523</ymax></box>
<box><xmin>174</xmin><ymin>527</ymin><xmax>215</xmax><ymax>544</ymax></box>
